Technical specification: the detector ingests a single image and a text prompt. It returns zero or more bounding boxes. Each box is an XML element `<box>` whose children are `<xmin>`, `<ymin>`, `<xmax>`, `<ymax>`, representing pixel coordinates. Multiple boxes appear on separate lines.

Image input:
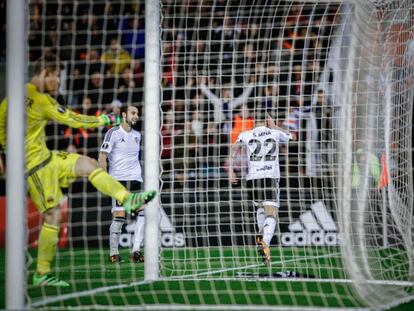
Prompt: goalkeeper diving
<box><xmin>0</xmin><ymin>54</ymin><xmax>156</xmax><ymax>286</ymax></box>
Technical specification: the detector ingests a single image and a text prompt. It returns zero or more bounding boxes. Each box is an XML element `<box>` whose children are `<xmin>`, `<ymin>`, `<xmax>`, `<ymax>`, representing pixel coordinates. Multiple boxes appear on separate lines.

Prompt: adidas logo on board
<box><xmin>281</xmin><ymin>201</ymin><xmax>343</xmax><ymax>246</ymax></box>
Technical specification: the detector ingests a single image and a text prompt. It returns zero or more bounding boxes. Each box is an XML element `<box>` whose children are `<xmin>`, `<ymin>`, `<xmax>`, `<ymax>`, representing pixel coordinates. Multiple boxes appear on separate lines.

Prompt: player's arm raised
<box><xmin>266</xmin><ymin>112</ymin><xmax>297</xmax><ymax>141</ymax></box>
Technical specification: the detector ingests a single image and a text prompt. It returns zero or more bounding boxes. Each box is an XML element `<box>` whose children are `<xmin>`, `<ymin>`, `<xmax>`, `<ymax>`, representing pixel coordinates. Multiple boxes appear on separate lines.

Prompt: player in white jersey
<box><xmin>98</xmin><ymin>105</ymin><xmax>146</xmax><ymax>263</ymax></box>
<box><xmin>229</xmin><ymin>111</ymin><xmax>293</xmax><ymax>266</ymax></box>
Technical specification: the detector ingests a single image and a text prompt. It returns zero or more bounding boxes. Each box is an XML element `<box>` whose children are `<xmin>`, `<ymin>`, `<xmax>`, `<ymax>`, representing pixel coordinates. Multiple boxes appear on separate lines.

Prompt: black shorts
<box><xmin>246</xmin><ymin>178</ymin><xmax>279</xmax><ymax>208</ymax></box>
<box><xmin>112</xmin><ymin>180</ymin><xmax>142</xmax><ymax>209</ymax></box>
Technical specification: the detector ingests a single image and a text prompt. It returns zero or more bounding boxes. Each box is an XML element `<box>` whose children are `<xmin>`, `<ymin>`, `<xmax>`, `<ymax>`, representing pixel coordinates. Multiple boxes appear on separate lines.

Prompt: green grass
<box><xmin>0</xmin><ymin>247</ymin><xmax>413</xmax><ymax>310</ymax></box>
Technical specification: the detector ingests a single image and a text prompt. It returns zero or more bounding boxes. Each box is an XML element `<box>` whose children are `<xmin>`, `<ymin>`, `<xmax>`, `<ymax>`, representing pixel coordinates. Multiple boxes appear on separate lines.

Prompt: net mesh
<box><xmin>337</xmin><ymin>0</ymin><xmax>414</xmax><ymax>306</ymax></box>
<box><xmin>22</xmin><ymin>0</ymin><xmax>414</xmax><ymax>309</ymax></box>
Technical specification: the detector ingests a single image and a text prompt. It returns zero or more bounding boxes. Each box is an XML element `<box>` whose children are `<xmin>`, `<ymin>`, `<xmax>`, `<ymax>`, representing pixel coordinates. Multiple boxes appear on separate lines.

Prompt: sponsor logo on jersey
<box><xmin>57</xmin><ymin>106</ymin><xmax>66</xmax><ymax>114</ymax></box>
<box><xmin>281</xmin><ymin>201</ymin><xmax>342</xmax><ymax>246</ymax></box>
<box><xmin>119</xmin><ymin>207</ymin><xmax>185</xmax><ymax>248</ymax></box>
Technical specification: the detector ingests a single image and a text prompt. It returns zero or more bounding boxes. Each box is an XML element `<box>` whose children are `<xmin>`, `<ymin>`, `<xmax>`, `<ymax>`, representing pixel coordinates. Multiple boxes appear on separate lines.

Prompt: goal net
<box><xmin>22</xmin><ymin>0</ymin><xmax>414</xmax><ymax>310</ymax></box>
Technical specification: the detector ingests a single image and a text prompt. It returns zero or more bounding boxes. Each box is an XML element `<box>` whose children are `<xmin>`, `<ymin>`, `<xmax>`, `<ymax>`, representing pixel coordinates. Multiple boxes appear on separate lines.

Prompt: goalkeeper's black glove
<box><xmin>100</xmin><ymin>113</ymin><xmax>121</xmax><ymax>126</ymax></box>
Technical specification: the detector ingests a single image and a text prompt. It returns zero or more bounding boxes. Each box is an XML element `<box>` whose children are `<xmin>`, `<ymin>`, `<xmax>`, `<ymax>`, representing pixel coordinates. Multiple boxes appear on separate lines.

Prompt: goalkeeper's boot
<box><xmin>256</xmin><ymin>236</ymin><xmax>271</xmax><ymax>267</ymax></box>
<box><xmin>123</xmin><ymin>190</ymin><xmax>157</xmax><ymax>214</ymax></box>
<box><xmin>108</xmin><ymin>254</ymin><xmax>124</xmax><ymax>264</ymax></box>
<box><xmin>32</xmin><ymin>273</ymin><xmax>70</xmax><ymax>287</ymax></box>
<box><xmin>131</xmin><ymin>251</ymin><xmax>144</xmax><ymax>263</ymax></box>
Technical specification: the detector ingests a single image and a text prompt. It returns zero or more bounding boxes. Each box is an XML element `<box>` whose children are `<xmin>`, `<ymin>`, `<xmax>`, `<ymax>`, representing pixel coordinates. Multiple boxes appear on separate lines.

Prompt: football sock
<box><xmin>88</xmin><ymin>168</ymin><xmax>129</xmax><ymax>203</ymax></box>
<box><xmin>256</xmin><ymin>207</ymin><xmax>265</xmax><ymax>233</ymax></box>
<box><xmin>37</xmin><ymin>222</ymin><xmax>60</xmax><ymax>275</ymax></box>
<box><xmin>109</xmin><ymin>219</ymin><xmax>124</xmax><ymax>256</ymax></box>
<box><xmin>262</xmin><ymin>216</ymin><xmax>276</xmax><ymax>246</ymax></box>
<box><xmin>132</xmin><ymin>211</ymin><xmax>145</xmax><ymax>253</ymax></box>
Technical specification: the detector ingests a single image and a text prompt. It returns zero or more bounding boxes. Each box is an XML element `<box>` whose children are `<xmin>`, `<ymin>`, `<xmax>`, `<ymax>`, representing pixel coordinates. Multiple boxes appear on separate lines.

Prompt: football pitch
<box><xmin>0</xmin><ymin>247</ymin><xmax>413</xmax><ymax>310</ymax></box>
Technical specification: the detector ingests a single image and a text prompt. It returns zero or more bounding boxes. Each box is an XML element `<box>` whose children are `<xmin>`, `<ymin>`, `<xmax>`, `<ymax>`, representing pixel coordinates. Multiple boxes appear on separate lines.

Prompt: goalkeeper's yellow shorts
<box><xmin>27</xmin><ymin>151</ymin><xmax>80</xmax><ymax>213</ymax></box>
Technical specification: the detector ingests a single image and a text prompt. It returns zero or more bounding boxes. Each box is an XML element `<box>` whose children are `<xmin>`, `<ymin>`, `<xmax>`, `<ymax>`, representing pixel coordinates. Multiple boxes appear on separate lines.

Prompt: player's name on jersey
<box><xmin>253</xmin><ymin>129</ymin><xmax>271</xmax><ymax>137</ymax></box>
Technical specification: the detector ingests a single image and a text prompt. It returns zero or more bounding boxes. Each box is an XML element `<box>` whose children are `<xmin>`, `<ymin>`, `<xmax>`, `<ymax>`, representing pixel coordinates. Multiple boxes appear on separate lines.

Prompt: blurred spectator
<box><xmin>107</xmin><ymin>99</ymin><xmax>123</xmax><ymax>116</ymax></box>
<box><xmin>239</xmin><ymin>43</ymin><xmax>257</xmax><ymax>83</ymax></box>
<box><xmin>263</xmin><ymin>84</ymin><xmax>286</xmax><ymax>114</ymax></box>
<box><xmin>231</xmin><ymin>103</ymin><xmax>254</xmax><ymax>143</ymax></box>
<box><xmin>101</xmin><ymin>37</ymin><xmax>132</xmax><ymax>75</ymax></box>
<box><xmin>87</xmin><ymin>71</ymin><xmax>104</xmax><ymax>104</ymax></box>
<box><xmin>65</xmin><ymin>96</ymin><xmax>101</xmax><ymax>158</ymax></box>
<box><xmin>21</xmin><ymin>1</ymin><xmax>340</xmax><ymax>190</ymax></box>
<box><xmin>199</xmin><ymin>78</ymin><xmax>254</xmax><ymax>131</ymax></box>
<box><xmin>189</xmin><ymin>111</ymin><xmax>204</xmax><ymax>139</ymax></box>
<box><xmin>162</xmin><ymin>41</ymin><xmax>177</xmax><ymax>88</ymax></box>
<box><xmin>211</xmin><ymin>16</ymin><xmax>237</xmax><ymax>83</ymax></box>
<box><xmin>117</xmin><ymin>67</ymin><xmax>141</xmax><ymax>103</ymax></box>
<box><xmin>122</xmin><ymin>15</ymin><xmax>145</xmax><ymax>59</ymax></box>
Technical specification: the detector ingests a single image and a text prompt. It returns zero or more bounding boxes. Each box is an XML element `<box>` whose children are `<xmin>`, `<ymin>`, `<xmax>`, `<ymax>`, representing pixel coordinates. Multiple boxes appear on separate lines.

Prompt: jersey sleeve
<box><xmin>42</xmin><ymin>94</ymin><xmax>104</xmax><ymax>128</ymax></box>
<box><xmin>100</xmin><ymin>128</ymin><xmax>116</xmax><ymax>154</ymax></box>
<box><xmin>235</xmin><ymin>132</ymin><xmax>245</xmax><ymax>145</ymax></box>
<box><xmin>274</xmin><ymin>129</ymin><xmax>292</xmax><ymax>143</ymax></box>
<box><xmin>0</xmin><ymin>98</ymin><xmax>7</xmax><ymax>149</ymax></box>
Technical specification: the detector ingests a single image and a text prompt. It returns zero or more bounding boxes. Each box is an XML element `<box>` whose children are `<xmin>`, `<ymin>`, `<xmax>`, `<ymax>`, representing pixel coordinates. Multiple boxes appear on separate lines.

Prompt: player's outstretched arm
<box><xmin>42</xmin><ymin>94</ymin><xmax>120</xmax><ymax>129</ymax></box>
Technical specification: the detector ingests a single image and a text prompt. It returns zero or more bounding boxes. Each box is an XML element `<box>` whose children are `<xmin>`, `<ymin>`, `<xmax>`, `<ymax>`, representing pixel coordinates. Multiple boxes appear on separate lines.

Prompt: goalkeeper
<box><xmin>0</xmin><ymin>54</ymin><xmax>156</xmax><ymax>286</ymax></box>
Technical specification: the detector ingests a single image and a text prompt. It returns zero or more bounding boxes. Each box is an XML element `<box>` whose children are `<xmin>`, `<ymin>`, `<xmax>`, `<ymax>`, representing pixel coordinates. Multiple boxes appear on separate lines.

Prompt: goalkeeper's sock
<box><xmin>132</xmin><ymin>211</ymin><xmax>145</xmax><ymax>253</ymax></box>
<box><xmin>88</xmin><ymin>168</ymin><xmax>129</xmax><ymax>203</ymax></box>
<box><xmin>37</xmin><ymin>222</ymin><xmax>60</xmax><ymax>275</ymax></box>
<box><xmin>262</xmin><ymin>216</ymin><xmax>276</xmax><ymax>246</ymax></box>
<box><xmin>256</xmin><ymin>207</ymin><xmax>265</xmax><ymax>233</ymax></box>
<box><xmin>109</xmin><ymin>219</ymin><xmax>124</xmax><ymax>256</ymax></box>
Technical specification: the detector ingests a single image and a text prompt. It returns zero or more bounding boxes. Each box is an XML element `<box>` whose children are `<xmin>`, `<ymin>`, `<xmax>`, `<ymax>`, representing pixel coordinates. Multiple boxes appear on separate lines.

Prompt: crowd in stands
<box><xmin>23</xmin><ymin>0</ymin><xmax>338</xmax><ymax>190</ymax></box>
<box><xmin>159</xmin><ymin>1</ymin><xmax>338</xmax><ymax>188</ymax></box>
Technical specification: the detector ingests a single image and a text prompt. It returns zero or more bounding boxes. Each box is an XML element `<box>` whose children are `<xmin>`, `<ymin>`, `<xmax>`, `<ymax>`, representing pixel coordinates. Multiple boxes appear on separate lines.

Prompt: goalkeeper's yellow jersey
<box><xmin>0</xmin><ymin>83</ymin><xmax>105</xmax><ymax>171</ymax></box>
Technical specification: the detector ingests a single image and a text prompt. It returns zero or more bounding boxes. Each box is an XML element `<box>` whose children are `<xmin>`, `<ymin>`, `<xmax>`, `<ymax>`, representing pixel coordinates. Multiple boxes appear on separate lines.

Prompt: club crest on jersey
<box><xmin>135</xmin><ymin>137</ymin><xmax>139</xmax><ymax>144</ymax></box>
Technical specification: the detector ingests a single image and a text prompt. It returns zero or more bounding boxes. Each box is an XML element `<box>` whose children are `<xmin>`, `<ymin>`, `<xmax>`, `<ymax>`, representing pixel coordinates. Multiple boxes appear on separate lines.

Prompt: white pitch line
<box><xmin>172</xmin><ymin>251</ymin><xmax>343</xmax><ymax>279</ymax></box>
<box><xmin>27</xmin><ymin>304</ymin><xmax>371</xmax><ymax>311</ymax></box>
<box><xmin>180</xmin><ymin>277</ymin><xmax>414</xmax><ymax>287</ymax></box>
<box><xmin>30</xmin><ymin>251</ymin><xmax>342</xmax><ymax>307</ymax></box>
<box><xmin>32</xmin><ymin>250</ymin><xmax>412</xmax><ymax>308</ymax></box>
<box><xmin>30</xmin><ymin>279</ymin><xmax>153</xmax><ymax>308</ymax></box>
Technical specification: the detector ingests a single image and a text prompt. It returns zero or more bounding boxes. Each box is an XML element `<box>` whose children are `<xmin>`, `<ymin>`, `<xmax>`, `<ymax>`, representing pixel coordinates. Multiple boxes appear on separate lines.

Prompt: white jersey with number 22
<box><xmin>236</xmin><ymin>126</ymin><xmax>291</xmax><ymax>181</ymax></box>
